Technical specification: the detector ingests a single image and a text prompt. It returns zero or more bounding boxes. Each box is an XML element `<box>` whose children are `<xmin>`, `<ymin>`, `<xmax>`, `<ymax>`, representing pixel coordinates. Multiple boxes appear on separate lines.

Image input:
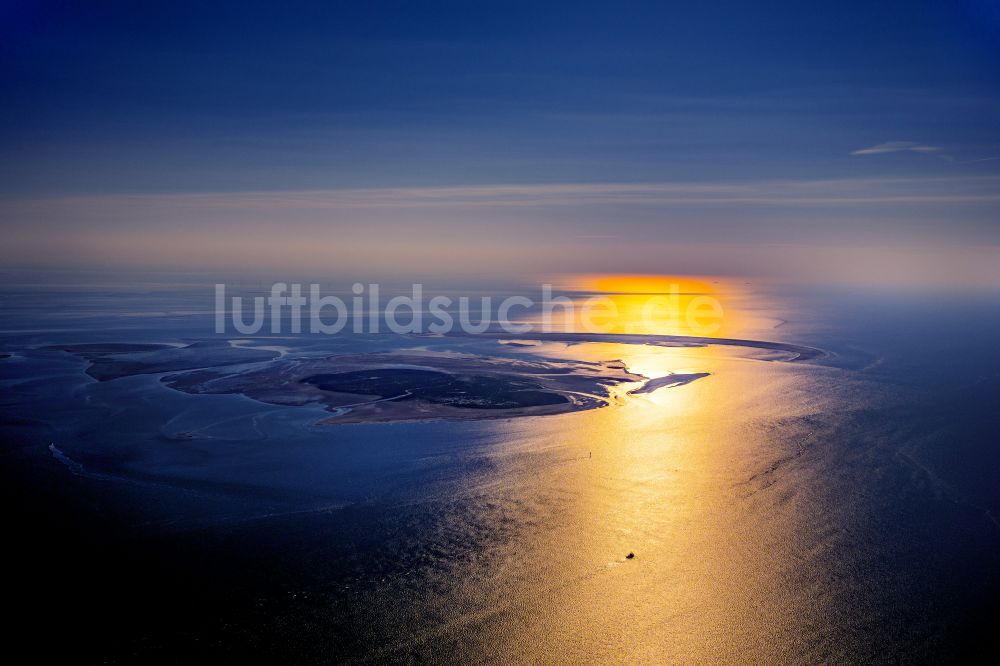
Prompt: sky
<box><xmin>1</xmin><ymin>0</ymin><xmax>999</xmax><ymax>284</ymax></box>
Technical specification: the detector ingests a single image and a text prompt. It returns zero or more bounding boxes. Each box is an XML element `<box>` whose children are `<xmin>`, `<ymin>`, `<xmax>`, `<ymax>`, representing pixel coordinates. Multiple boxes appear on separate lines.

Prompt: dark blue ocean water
<box><xmin>1</xmin><ymin>280</ymin><xmax>998</xmax><ymax>662</ymax></box>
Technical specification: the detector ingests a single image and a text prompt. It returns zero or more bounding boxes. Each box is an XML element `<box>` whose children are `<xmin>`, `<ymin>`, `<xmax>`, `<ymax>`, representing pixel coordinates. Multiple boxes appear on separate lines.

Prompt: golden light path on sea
<box><xmin>404</xmin><ymin>275</ymin><xmax>838</xmax><ymax>662</ymax></box>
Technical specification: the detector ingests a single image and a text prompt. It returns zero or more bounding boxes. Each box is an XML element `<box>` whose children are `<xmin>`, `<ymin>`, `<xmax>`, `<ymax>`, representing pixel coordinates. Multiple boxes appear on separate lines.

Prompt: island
<box><xmin>39</xmin><ymin>332</ymin><xmax>824</xmax><ymax>424</ymax></box>
<box><xmin>162</xmin><ymin>351</ymin><xmax>648</xmax><ymax>424</ymax></box>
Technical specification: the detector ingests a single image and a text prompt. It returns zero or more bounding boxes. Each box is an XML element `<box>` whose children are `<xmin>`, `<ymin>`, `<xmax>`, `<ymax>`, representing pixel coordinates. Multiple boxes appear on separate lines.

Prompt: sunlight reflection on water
<box><xmin>360</xmin><ymin>282</ymin><xmax>850</xmax><ymax>662</ymax></box>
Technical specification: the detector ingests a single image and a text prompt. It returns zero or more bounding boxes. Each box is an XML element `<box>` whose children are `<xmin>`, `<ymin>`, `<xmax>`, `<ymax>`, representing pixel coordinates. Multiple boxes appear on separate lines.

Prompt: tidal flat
<box><xmin>43</xmin><ymin>334</ymin><xmax>817</xmax><ymax>425</ymax></box>
<box><xmin>162</xmin><ymin>350</ymin><xmax>647</xmax><ymax>424</ymax></box>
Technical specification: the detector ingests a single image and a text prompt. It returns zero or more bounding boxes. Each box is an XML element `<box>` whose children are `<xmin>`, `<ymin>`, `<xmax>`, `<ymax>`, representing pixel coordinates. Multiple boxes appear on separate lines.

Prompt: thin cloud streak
<box><xmin>851</xmin><ymin>141</ymin><xmax>943</xmax><ymax>155</ymax></box>
<box><xmin>9</xmin><ymin>176</ymin><xmax>1000</xmax><ymax>214</ymax></box>
<box><xmin>3</xmin><ymin>176</ymin><xmax>998</xmax><ymax>285</ymax></box>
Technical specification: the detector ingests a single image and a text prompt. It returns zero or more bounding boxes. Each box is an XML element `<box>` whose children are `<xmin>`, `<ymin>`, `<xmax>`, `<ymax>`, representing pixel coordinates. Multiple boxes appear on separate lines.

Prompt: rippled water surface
<box><xmin>1</xmin><ymin>282</ymin><xmax>998</xmax><ymax>662</ymax></box>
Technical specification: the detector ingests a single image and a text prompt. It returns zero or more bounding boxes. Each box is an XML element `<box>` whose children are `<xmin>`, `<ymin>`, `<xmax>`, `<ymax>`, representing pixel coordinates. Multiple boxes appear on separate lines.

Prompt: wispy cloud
<box><xmin>851</xmin><ymin>141</ymin><xmax>942</xmax><ymax>156</ymax></box>
<box><xmin>8</xmin><ymin>176</ymin><xmax>1000</xmax><ymax>216</ymax></box>
<box><xmin>2</xmin><ymin>176</ymin><xmax>998</xmax><ymax>283</ymax></box>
